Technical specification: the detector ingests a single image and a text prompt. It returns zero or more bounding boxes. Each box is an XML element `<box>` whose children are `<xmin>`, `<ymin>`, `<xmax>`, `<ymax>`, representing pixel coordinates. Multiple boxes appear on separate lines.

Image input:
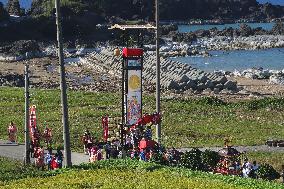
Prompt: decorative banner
<box><xmin>102</xmin><ymin>116</ymin><xmax>108</xmax><ymax>142</ymax></box>
<box><xmin>29</xmin><ymin>105</ymin><xmax>37</xmax><ymax>134</ymax></box>
<box><xmin>128</xmin><ymin>69</ymin><xmax>142</xmax><ymax>92</ymax></box>
<box><xmin>126</xmin><ymin>70</ymin><xmax>142</xmax><ymax>125</ymax></box>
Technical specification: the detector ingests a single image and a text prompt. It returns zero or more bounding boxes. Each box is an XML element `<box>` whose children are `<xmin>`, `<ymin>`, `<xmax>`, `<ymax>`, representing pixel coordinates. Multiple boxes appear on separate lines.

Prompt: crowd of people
<box><xmin>80</xmin><ymin>128</ymin><xmax>270</xmax><ymax>181</ymax></box>
<box><xmin>7</xmin><ymin>121</ymin><xmax>63</xmax><ymax>170</ymax></box>
<box><xmin>6</xmin><ymin>121</ymin><xmax>283</xmax><ymax>182</ymax></box>
<box><xmin>81</xmin><ymin>127</ymin><xmax>182</xmax><ymax>165</ymax></box>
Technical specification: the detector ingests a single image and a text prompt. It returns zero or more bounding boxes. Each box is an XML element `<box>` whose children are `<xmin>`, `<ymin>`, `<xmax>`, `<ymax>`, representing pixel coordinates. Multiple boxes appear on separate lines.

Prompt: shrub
<box><xmin>257</xmin><ymin>163</ymin><xmax>280</xmax><ymax>181</ymax></box>
<box><xmin>179</xmin><ymin>148</ymin><xmax>203</xmax><ymax>171</ymax></box>
<box><xmin>201</xmin><ymin>150</ymin><xmax>221</xmax><ymax>171</ymax></box>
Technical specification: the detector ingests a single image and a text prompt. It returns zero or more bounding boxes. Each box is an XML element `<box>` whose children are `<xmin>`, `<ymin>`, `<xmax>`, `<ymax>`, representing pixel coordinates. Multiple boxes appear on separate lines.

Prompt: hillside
<box><xmin>1</xmin><ymin>0</ymin><xmax>284</xmax><ymax>10</ymax></box>
<box><xmin>27</xmin><ymin>0</ymin><xmax>284</xmax><ymax>20</ymax></box>
<box><xmin>0</xmin><ymin>0</ymin><xmax>283</xmax><ymax>42</ymax></box>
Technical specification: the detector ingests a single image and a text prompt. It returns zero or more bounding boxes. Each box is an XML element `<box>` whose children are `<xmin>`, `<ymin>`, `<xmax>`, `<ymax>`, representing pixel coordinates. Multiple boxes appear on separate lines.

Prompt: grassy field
<box><xmin>1</xmin><ymin>159</ymin><xmax>283</xmax><ymax>189</ymax></box>
<box><xmin>1</xmin><ymin>87</ymin><xmax>284</xmax><ymax>150</ymax></box>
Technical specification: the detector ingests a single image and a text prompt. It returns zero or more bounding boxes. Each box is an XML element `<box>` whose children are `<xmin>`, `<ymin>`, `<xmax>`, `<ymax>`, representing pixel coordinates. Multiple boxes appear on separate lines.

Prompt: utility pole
<box><xmin>155</xmin><ymin>0</ymin><xmax>161</xmax><ymax>144</ymax></box>
<box><xmin>55</xmin><ymin>0</ymin><xmax>72</xmax><ymax>167</ymax></box>
<box><xmin>24</xmin><ymin>63</ymin><xmax>30</xmax><ymax>165</ymax></box>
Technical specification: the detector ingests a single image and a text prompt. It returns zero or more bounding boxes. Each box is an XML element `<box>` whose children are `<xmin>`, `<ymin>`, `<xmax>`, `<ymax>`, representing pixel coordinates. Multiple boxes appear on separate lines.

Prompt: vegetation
<box><xmin>257</xmin><ymin>164</ymin><xmax>280</xmax><ymax>181</ymax></box>
<box><xmin>247</xmin><ymin>152</ymin><xmax>284</xmax><ymax>172</ymax></box>
<box><xmin>0</xmin><ymin>2</ymin><xmax>9</xmax><ymax>22</ymax></box>
<box><xmin>179</xmin><ymin>148</ymin><xmax>203</xmax><ymax>170</ymax></box>
<box><xmin>1</xmin><ymin>159</ymin><xmax>284</xmax><ymax>189</ymax></box>
<box><xmin>201</xmin><ymin>149</ymin><xmax>221</xmax><ymax>171</ymax></box>
<box><xmin>0</xmin><ymin>157</ymin><xmax>42</xmax><ymax>182</ymax></box>
<box><xmin>1</xmin><ymin>87</ymin><xmax>284</xmax><ymax>151</ymax></box>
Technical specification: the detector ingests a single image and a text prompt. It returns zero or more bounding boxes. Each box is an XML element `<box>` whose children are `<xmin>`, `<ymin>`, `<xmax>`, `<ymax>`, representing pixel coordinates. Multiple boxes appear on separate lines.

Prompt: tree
<box><xmin>7</xmin><ymin>0</ymin><xmax>21</xmax><ymax>16</ymax></box>
<box><xmin>0</xmin><ymin>2</ymin><xmax>9</xmax><ymax>21</ymax></box>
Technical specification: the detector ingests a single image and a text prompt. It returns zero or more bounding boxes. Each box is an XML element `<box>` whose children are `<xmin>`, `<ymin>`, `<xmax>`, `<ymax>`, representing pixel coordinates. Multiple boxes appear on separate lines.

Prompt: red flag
<box><xmin>29</xmin><ymin>105</ymin><xmax>37</xmax><ymax>137</ymax></box>
<box><xmin>102</xmin><ymin>116</ymin><xmax>108</xmax><ymax>142</ymax></box>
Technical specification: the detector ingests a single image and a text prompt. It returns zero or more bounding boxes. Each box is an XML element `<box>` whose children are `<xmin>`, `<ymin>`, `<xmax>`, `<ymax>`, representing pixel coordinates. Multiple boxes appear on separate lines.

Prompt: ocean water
<box><xmin>171</xmin><ymin>48</ymin><xmax>284</xmax><ymax>72</ymax></box>
<box><xmin>178</xmin><ymin>22</ymin><xmax>278</xmax><ymax>33</ymax></box>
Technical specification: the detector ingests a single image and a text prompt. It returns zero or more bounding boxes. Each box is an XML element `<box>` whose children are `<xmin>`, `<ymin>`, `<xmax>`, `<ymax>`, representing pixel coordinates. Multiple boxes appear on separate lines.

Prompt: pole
<box><xmin>55</xmin><ymin>0</ymin><xmax>72</xmax><ymax>167</ymax></box>
<box><xmin>24</xmin><ymin>63</ymin><xmax>30</xmax><ymax>164</ymax></box>
<box><xmin>155</xmin><ymin>0</ymin><xmax>161</xmax><ymax>144</ymax></box>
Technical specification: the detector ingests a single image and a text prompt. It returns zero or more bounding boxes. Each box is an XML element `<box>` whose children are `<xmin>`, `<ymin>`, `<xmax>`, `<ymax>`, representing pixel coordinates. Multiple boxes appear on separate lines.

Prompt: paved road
<box><xmin>1</xmin><ymin>140</ymin><xmax>284</xmax><ymax>165</ymax></box>
<box><xmin>0</xmin><ymin>140</ymin><xmax>89</xmax><ymax>165</ymax></box>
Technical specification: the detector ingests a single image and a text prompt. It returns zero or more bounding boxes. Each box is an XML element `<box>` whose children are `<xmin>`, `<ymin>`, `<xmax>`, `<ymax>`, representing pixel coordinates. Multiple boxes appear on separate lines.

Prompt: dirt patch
<box><xmin>0</xmin><ymin>57</ymin><xmax>283</xmax><ymax>102</ymax></box>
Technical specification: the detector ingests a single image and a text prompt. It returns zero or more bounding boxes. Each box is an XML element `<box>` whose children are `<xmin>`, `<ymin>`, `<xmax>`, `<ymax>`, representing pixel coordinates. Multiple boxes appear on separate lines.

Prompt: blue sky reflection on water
<box><xmin>172</xmin><ymin>48</ymin><xmax>284</xmax><ymax>72</ymax></box>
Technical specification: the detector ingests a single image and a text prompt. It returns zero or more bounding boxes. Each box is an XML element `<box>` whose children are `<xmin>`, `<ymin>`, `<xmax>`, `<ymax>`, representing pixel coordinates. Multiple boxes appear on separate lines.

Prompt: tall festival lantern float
<box><xmin>122</xmin><ymin>48</ymin><xmax>143</xmax><ymax>127</ymax></box>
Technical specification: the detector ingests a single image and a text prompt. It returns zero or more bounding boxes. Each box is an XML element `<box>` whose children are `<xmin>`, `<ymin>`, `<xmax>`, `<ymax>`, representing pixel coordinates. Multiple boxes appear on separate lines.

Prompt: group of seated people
<box><xmin>217</xmin><ymin>157</ymin><xmax>259</xmax><ymax>177</ymax></box>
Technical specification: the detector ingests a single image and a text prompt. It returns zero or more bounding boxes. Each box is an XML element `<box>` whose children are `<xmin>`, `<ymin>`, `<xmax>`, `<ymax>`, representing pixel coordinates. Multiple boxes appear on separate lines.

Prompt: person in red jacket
<box><xmin>51</xmin><ymin>156</ymin><xmax>59</xmax><ymax>170</ymax></box>
<box><xmin>34</xmin><ymin>146</ymin><xmax>45</xmax><ymax>170</ymax></box>
<box><xmin>7</xmin><ymin>121</ymin><xmax>17</xmax><ymax>143</ymax></box>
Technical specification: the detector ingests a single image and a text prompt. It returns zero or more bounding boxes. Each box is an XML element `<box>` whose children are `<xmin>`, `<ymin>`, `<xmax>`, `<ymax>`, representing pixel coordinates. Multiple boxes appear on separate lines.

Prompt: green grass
<box><xmin>2</xmin><ymin>159</ymin><xmax>284</xmax><ymax>189</ymax></box>
<box><xmin>1</xmin><ymin>87</ymin><xmax>284</xmax><ymax>150</ymax></box>
<box><xmin>0</xmin><ymin>157</ymin><xmax>42</xmax><ymax>183</ymax></box>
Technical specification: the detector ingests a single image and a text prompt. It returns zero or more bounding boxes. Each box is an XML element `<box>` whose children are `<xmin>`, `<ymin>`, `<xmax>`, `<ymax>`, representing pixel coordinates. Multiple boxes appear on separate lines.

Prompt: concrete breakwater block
<box><xmin>82</xmin><ymin>49</ymin><xmax>239</xmax><ymax>93</ymax></box>
<box><xmin>223</xmin><ymin>81</ymin><xmax>237</xmax><ymax>90</ymax></box>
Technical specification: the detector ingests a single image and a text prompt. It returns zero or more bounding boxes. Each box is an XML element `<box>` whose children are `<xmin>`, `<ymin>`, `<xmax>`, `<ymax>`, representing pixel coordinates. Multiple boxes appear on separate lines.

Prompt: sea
<box><xmin>175</xmin><ymin>24</ymin><xmax>284</xmax><ymax>72</ymax></box>
<box><xmin>171</xmin><ymin>48</ymin><xmax>284</xmax><ymax>72</ymax></box>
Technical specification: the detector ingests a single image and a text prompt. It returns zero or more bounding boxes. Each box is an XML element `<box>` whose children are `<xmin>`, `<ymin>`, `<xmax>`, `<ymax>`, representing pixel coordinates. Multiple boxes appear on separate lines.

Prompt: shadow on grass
<box><xmin>145</xmin><ymin>165</ymin><xmax>163</xmax><ymax>172</ymax></box>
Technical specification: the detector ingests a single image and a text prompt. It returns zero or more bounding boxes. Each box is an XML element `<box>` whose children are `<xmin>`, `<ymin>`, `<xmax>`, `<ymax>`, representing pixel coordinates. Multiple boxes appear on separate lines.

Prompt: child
<box><xmin>45</xmin><ymin>150</ymin><xmax>52</xmax><ymax>171</ymax></box>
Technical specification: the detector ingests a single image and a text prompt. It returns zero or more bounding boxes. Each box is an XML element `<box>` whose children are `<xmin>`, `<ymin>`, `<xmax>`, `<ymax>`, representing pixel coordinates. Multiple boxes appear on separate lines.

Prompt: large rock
<box><xmin>0</xmin><ymin>40</ymin><xmax>40</xmax><ymax>56</ymax></box>
<box><xmin>0</xmin><ymin>73</ymin><xmax>24</xmax><ymax>87</ymax></box>
<box><xmin>239</xmin><ymin>24</ymin><xmax>253</xmax><ymax>37</ymax></box>
<box><xmin>271</xmin><ymin>21</ymin><xmax>284</xmax><ymax>35</ymax></box>
<box><xmin>270</xmin><ymin>74</ymin><xmax>284</xmax><ymax>85</ymax></box>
